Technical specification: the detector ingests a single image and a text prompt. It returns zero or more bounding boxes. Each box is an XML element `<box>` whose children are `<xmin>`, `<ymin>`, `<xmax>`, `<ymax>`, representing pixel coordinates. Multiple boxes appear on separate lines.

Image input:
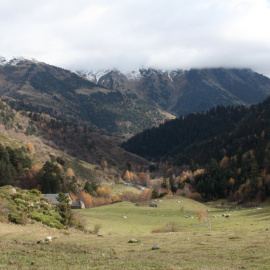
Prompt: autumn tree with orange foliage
<box><xmin>197</xmin><ymin>209</ymin><xmax>211</xmax><ymax>230</ymax></box>
<box><xmin>79</xmin><ymin>191</ymin><xmax>93</xmax><ymax>208</ymax></box>
<box><xmin>138</xmin><ymin>189</ymin><xmax>152</xmax><ymax>202</ymax></box>
<box><xmin>124</xmin><ymin>170</ymin><xmax>131</xmax><ymax>182</ymax></box>
<box><xmin>31</xmin><ymin>164</ymin><xmax>42</xmax><ymax>177</ymax></box>
<box><xmin>26</xmin><ymin>142</ymin><xmax>35</xmax><ymax>154</ymax></box>
<box><xmin>220</xmin><ymin>156</ymin><xmax>229</xmax><ymax>168</ymax></box>
<box><xmin>112</xmin><ymin>194</ymin><xmax>121</xmax><ymax>203</ymax></box>
<box><xmin>96</xmin><ymin>186</ymin><xmax>113</xmax><ymax>198</ymax></box>
<box><xmin>66</xmin><ymin>168</ymin><xmax>75</xmax><ymax>178</ymax></box>
<box><xmin>101</xmin><ymin>157</ymin><xmax>108</xmax><ymax>168</ymax></box>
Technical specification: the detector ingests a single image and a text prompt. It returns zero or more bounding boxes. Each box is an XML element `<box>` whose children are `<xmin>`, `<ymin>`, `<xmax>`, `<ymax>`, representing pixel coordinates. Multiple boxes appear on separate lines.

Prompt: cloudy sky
<box><xmin>1</xmin><ymin>0</ymin><xmax>270</xmax><ymax>76</ymax></box>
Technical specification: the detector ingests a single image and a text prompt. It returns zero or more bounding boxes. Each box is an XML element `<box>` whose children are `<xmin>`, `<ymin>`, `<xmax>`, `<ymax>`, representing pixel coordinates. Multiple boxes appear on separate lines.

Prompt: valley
<box><xmin>1</xmin><ymin>57</ymin><xmax>270</xmax><ymax>269</ymax></box>
<box><xmin>1</xmin><ymin>196</ymin><xmax>270</xmax><ymax>269</ymax></box>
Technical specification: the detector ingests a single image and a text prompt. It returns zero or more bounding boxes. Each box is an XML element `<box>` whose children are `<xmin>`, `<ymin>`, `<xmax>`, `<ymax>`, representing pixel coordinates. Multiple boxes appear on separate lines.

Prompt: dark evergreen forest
<box><xmin>122</xmin><ymin>97</ymin><xmax>270</xmax><ymax>201</ymax></box>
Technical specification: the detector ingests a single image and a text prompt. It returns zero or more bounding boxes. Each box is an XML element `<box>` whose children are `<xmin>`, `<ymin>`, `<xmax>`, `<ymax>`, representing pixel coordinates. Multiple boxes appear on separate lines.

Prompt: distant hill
<box><xmin>78</xmin><ymin>67</ymin><xmax>270</xmax><ymax>116</ymax></box>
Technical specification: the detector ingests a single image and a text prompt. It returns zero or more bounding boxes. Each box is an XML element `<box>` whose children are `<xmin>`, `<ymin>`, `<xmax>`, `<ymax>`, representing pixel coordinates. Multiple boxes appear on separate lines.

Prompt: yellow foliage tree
<box><xmin>30</xmin><ymin>164</ymin><xmax>42</xmax><ymax>176</ymax></box>
<box><xmin>105</xmin><ymin>187</ymin><xmax>113</xmax><ymax>198</ymax></box>
<box><xmin>229</xmin><ymin>177</ymin><xmax>235</xmax><ymax>186</ymax></box>
<box><xmin>197</xmin><ymin>209</ymin><xmax>211</xmax><ymax>230</ymax></box>
<box><xmin>138</xmin><ymin>172</ymin><xmax>145</xmax><ymax>184</ymax></box>
<box><xmin>56</xmin><ymin>163</ymin><xmax>63</xmax><ymax>171</ymax></box>
<box><xmin>96</xmin><ymin>187</ymin><xmax>113</xmax><ymax>198</ymax></box>
<box><xmin>26</xmin><ymin>142</ymin><xmax>35</xmax><ymax>154</ymax></box>
<box><xmin>138</xmin><ymin>189</ymin><xmax>152</xmax><ymax>202</ymax></box>
<box><xmin>101</xmin><ymin>157</ymin><xmax>108</xmax><ymax>168</ymax></box>
<box><xmin>220</xmin><ymin>156</ymin><xmax>229</xmax><ymax>168</ymax></box>
<box><xmin>194</xmin><ymin>169</ymin><xmax>205</xmax><ymax>177</ymax></box>
<box><xmin>124</xmin><ymin>170</ymin><xmax>131</xmax><ymax>181</ymax></box>
<box><xmin>112</xmin><ymin>194</ymin><xmax>121</xmax><ymax>203</ymax></box>
<box><xmin>66</xmin><ymin>168</ymin><xmax>75</xmax><ymax>178</ymax></box>
<box><xmin>80</xmin><ymin>191</ymin><xmax>93</xmax><ymax>208</ymax></box>
<box><xmin>96</xmin><ymin>187</ymin><xmax>106</xmax><ymax>197</ymax></box>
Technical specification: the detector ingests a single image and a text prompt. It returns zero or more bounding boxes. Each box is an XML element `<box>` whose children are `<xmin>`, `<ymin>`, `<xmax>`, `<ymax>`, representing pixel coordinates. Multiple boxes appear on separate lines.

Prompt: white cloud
<box><xmin>0</xmin><ymin>0</ymin><xmax>270</xmax><ymax>76</ymax></box>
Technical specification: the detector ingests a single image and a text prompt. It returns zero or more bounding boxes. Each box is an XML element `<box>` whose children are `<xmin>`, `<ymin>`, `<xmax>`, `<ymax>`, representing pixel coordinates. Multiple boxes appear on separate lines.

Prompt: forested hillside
<box><xmin>0</xmin><ymin>98</ymin><xmax>148</xmax><ymax>194</ymax></box>
<box><xmin>122</xmin><ymin>105</ymin><xmax>248</xmax><ymax>160</ymax></box>
<box><xmin>122</xmin><ymin>97</ymin><xmax>270</xmax><ymax>201</ymax></box>
<box><xmin>0</xmin><ymin>58</ymin><xmax>173</xmax><ymax>137</ymax></box>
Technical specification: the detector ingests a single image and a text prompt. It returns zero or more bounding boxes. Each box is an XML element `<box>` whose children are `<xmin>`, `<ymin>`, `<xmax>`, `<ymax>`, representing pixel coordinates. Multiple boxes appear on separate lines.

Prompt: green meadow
<box><xmin>1</xmin><ymin>196</ymin><xmax>270</xmax><ymax>269</ymax></box>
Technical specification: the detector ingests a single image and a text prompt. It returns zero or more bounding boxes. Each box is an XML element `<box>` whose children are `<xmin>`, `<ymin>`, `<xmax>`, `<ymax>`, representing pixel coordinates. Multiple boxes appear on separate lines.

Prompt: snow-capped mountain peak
<box><xmin>0</xmin><ymin>56</ymin><xmax>26</xmax><ymax>66</ymax></box>
<box><xmin>76</xmin><ymin>69</ymin><xmax>114</xmax><ymax>83</ymax></box>
<box><xmin>124</xmin><ymin>70</ymin><xmax>142</xmax><ymax>81</ymax></box>
<box><xmin>0</xmin><ymin>56</ymin><xmax>8</xmax><ymax>66</ymax></box>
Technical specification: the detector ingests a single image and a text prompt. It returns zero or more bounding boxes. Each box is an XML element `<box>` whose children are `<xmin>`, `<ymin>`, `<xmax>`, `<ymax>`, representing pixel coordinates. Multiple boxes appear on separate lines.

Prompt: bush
<box><xmin>189</xmin><ymin>192</ymin><xmax>203</xmax><ymax>202</ymax></box>
<box><xmin>30</xmin><ymin>189</ymin><xmax>41</xmax><ymax>196</ymax></box>
<box><xmin>14</xmin><ymin>198</ymin><xmax>28</xmax><ymax>207</ymax></box>
<box><xmin>94</xmin><ymin>223</ymin><xmax>102</xmax><ymax>234</ymax></box>
<box><xmin>152</xmin><ymin>221</ymin><xmax>179</xmax><ymax>233</ymax></box>
<box><xmin>0</xmin><ymin>198</ymin><xmax>9</xmax><ymax>222</ymax></box>
<box><xmin>29</xmin><ymin>211</ymin><xmax>64</xmax><ymax>229</ymax></box>
<box><xmin>70</xmin><ymin>212</ymin><xmax>86</xmax><ymax>230</ymax></box>
<box><xmin>8</xmin><ymin>212</ymin><xmax>25</xmax><ymax>225</ymax></box>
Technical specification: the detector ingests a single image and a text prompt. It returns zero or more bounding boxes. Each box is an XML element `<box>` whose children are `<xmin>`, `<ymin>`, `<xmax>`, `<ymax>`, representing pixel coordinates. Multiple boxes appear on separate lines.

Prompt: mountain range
<box><xmin>77</xmin><ymin>67</ymin><xmax>270</xmax><ymax>116</ymax></box>
<box><xmin>1</xmin><ymin>56</ymin><xmax>270</xmax><ymax>201</ymax></box>
<box><xmin>1</xmin><ymin>56</ymin><xmax>270</xmax><ymax>137</ymax></box>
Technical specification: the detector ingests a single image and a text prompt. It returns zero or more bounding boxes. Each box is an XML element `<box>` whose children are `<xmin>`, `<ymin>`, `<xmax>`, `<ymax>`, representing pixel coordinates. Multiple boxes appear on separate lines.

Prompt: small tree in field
<box><xmin>197</xmin><ymin>209</ymin><xmax>211</xmax><ymax>231</ymax></box>
<box><xmin>151</xmin><ymin>188</ymin><xmax>159</xmax><ymax>199</ymax></box>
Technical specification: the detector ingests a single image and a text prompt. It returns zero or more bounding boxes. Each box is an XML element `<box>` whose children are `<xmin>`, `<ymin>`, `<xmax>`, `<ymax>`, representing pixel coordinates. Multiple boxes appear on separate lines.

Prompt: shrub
<box><xmin>151</xmin><ymin>188</ymin><xmax>159</xmax><ymax>199</ymax></box>
<box><xmin>14</xmin><ymin>198</ymin><xmax>28</xmax><ymax>207</ymax></box>
<box><xmin>8</xmin><ymin>212</ymin><xmax>25</xmax><ymax>225</ymax></box>
<box><xmin>70</xmin><ymin>212</ymin><xmax>86</xmax><ymax>230</ymax></box>
<box><xmin>152</xmin><ymin>221</ymin><xmax>179</xmax><ymax>233</ymax></box>
<box><xmin>0</xmin><ymin>198</ymin><xmax>9</xmax><ymax>222</ymax></box>
<box><xmin>30</xmin><ymin>189</ymin><xmax>41</xmax><ymax>196</ymax></box>
<box><xmin>197</xmin><ymin>209</ymin><xmax>212</xmax><ymax>231</ymax></box>
<box><xmin>94</xmin><ymin>223</ymin><xmax>102</xmax><ymax>234</ymax></box>
<box><xmin>29</xmin><ymin>211</ymin><xmax>64</xmax><ymax>229</ymax></box>
<box><xmin>189</xmin><ymin>192</ymin><xmax>203</xmax><ymax>202</ymax></box>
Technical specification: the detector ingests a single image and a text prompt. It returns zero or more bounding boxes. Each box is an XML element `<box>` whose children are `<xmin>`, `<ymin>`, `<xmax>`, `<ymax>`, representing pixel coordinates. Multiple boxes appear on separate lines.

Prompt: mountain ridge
<box><xmin>0</xmin><ymin>57</ymin><xmax>173</xmax><ymax>137</ymax></box>
<box><xmin>77</xmin><ymin>67</ymin><xmax>270</xmax><ymax>115</ymax></box>
<box><xmin>1</xmin><ymin>56</ymin><xmax>270</xmax><ymax>137</ymax></box>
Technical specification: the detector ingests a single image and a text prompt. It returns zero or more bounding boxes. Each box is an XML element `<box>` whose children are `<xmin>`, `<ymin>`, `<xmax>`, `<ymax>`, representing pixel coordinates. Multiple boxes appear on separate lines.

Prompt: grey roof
<box><xmin>71</xmin><ymin>202</ymin><xmax>81</xmax><ymax>207</ymax></box>
<box><xmin>42</xmin><ymin>193</ymin><xmax>70</xmax><ymax>204</ymax></box>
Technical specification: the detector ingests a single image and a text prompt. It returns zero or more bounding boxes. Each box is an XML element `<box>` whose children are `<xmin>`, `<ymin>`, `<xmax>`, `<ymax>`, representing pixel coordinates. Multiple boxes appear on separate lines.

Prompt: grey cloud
<box><xmin>0</xmin><ymin>0</ymin><xmax>270</xmax><ymax>76</ymax></box>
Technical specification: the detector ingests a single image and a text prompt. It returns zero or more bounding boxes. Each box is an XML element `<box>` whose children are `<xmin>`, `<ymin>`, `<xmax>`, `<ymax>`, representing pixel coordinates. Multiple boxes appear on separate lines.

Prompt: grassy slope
<box><xmin>79</xmin><ymin>196</ymin><xmax>209</xmax><ymax>234</ymax></box>
<box><xmin>1</xmin><ymin>197</ymin><xmax>270</xmax><ymax>269</ymax></box>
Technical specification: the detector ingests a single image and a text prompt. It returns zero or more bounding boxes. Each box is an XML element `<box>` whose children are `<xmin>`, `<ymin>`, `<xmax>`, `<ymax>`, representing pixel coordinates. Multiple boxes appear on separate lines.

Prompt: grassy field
<box><xmin>1</xmin><ymin>196</ymin><xmax>270</xmax><ymax>269</ymax></box>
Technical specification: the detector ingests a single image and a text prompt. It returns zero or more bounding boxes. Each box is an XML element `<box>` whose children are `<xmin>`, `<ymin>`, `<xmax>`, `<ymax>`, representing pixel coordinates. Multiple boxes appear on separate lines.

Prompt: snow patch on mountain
<box><xmin>77</xmin><ymin>69</ymin><xmax>114</xmax><ymax>83</ymax></box>
<box><xmin>76</xmin><ymin>68</ymin><xmax>186</xmax><ymax>84</ymax></box>
<box><xmin>0</xmin><ymin>56</ymin><xmax>7</xmax><ymax>66</ymax></box>
<box><xmin>0</xmin><ymin>56</ymin><xmax>26</xmax><ymax>66</ymax></box>
<box><xmin>124</xmin><ymin>70</ymin><xmax>142</xmax><ymax>80</ymax></box>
